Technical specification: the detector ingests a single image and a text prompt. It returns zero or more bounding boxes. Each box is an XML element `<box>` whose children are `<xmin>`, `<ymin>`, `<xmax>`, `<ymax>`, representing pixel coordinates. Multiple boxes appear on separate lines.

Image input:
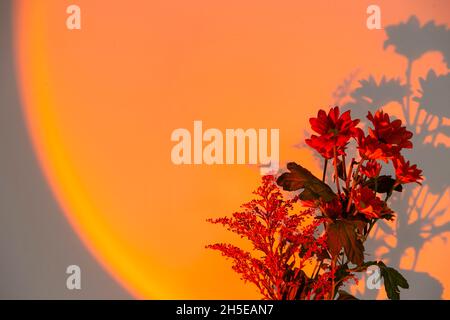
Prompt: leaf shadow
<box><xmin>338</xmin><ymin>15</ymin><xmax>450</xmax><ymax>299</ymax></box>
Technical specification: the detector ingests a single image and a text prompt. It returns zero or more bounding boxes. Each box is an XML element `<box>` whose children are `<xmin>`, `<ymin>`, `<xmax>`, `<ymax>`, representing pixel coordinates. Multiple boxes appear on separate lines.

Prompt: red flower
<box><xmin>393</xmin><ymin>156</ymin><xmax>423</xmax><ymax>185</ymax></box>
<box><xmin>360</xmin><ymin>160</ymin><xmax>382</xmax><ymax>178</ymax></box>
<box><xmin>305</xmin><ymin>107</ymin><xmax>360</xmax><ymax>158</ymax></box>
<box><xmin>301</xmin><ymin>197</ymin><xmax>343</xmax><ymax>219</ymax></box>
<box><xmin>306</xmin><ymin>269</ymin><xmax>335</xmax><ymax>300</ymax></box>
<box><xmin>207</xmin><ymin>175</ymin><xmax>329</xmax><ymax>300</ymax></box>
<box><xmin>319</xmin><ymin>198</ymin><xmax>343</xmax><ymax>219</ymax></box>
<box><xmin>356</xmin><ymin>130</ymin><xmax>393</xmax><ymax>162</ymax></box>
<box><xmin>367</xmin><ymin>110</ymin><xmax>413</xmax><ymax>154</ymax></box>
<box><xmin>352</xmin><ymin>186</ymin><xmax>393</xmax><ymax>219</ymax></box>
<box><xmin>305</xmin><ymin>135</ymin><xmax>339</xmax><ymax>159</ymax></box>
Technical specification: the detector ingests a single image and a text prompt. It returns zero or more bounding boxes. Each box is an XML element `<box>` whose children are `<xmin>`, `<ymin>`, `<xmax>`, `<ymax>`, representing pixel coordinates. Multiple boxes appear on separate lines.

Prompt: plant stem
<box><xmin>333</xmin><ymin>146</ymin><xmax>341</xmax><ymax>195</ymax></box>
<box><xmin>363</xmin><ymin>219</ymin><xmax>377</xmax><ymax>242</ymax></box>
<box><xmin>345</xmin><ymin>158</ymin><xmax>355</xmax><ymax>189</ymax></box>
<box><xmin>322</xmin><ymin>158</ymin><xmax>328</xmax><ymax>182</ymax></box>
<box><xmin>346</xmin><ymin>159</ymin><xmax>363</xmax><ymax>213</ymax></box>
<box><xmin>313</xmin><ymin>261</ymin><xmax>323</xmax><ymax>280</ymax></box>
<box><xmin>330</xmin><ymin>257</ymin><xmax>337</xmax><ymax>300</ymax></box>
<box><xmin>342</xmin><ymin>155</ymin><xmax>347</xmax><ymax>181</ymax></box>
<box><xmin>311</xmin><ymin>260</ymin><xmax>320</xmax><ymax>278</ymax></box>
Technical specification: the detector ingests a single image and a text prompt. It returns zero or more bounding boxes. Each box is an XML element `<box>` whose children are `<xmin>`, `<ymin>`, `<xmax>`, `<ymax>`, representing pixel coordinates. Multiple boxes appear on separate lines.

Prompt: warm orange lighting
<box><xmin>14</xmin><ymin>0</ymin><xmax>450</xmax><ymax>299</ymax></box>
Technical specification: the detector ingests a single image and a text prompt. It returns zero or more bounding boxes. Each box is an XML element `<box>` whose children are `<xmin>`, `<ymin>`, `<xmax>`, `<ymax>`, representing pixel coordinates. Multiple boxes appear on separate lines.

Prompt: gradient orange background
<box><xmin>13</xmin><ymin>0</ymin><xmax>450</xmax><ymax>298</ymax></box>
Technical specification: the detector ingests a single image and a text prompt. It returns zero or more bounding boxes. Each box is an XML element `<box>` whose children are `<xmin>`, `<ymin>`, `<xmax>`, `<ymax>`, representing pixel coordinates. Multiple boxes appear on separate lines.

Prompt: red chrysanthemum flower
<box><xmin>301</xmin><ymin>197</ymin><xmax>343</xmax><ymax>219</ymax></box>
<box><xmin>393</xmin><ymin>155</ymin><xmax>423</xmax><ymax>185</ymax></box>
<box><xmin>319</xmin><ymin>197</ymin><xmax>344</xmax><ymax>219</ymax></box>
<box><xmin>367</xmin><ymin>110</ymin><xmax>413</xmax><ymax>154</ymax></box>
<box><xmin>356</xmin><ymin>130</ymin><xmax>394</xmax><ymax>162</ymax></box>
<box><xmin>304</xmin><ymin>135</ymin><xmax>340</xmax><ymax>159</ymax></box>
<box><xmin>352</xmin><ymin>186</ymin><xmax>393</xmax><ymax>219</ymax></box>
<box><xmin>360</xmin><ymin>160</ymin><xmax>382</xmax><ymax>178</ymax></box>
<box><xmin>305</xmin><ymin>107</ymin><xmax>360</xmax><ymax>159</ymax></box>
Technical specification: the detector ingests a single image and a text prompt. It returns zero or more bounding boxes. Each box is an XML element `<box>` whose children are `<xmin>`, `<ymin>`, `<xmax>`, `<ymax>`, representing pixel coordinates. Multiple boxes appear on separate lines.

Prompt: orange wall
<box><xmin>14</xmin><ymin>0</ymin><xmax>450</xmax><ymax>298</ymax></box>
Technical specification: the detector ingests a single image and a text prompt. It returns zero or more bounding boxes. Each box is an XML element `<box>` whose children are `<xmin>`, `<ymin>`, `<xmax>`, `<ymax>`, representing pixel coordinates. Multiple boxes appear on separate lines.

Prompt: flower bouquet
<box><xmin>207</xmin><ymin>107</ymin><xmax>423</xmax><ymax>300</ymax></box>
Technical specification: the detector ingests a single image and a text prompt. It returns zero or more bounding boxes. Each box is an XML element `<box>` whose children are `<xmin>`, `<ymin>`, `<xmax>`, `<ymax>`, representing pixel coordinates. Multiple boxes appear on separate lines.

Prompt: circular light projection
<box><xmin>14</xmin><ymin>0</ymin><xmax>450</xmax><ymax>299</ymax></box>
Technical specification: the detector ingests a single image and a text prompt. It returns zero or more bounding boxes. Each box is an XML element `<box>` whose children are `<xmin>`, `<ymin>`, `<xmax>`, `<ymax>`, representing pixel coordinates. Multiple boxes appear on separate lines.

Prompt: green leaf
<box><xmin>364</xmin><ymin>175</ymin><xmax>403</xmax><ymax>195</ymax></box>
<box><xmin>298</xmin><ymin>189</ymin><xmax>318</xmax><ymax>201</ymax></box>
<box><xmin>277</xmin><ymin>162</ymin><xmax>336</xmax><ymax>202</ymax></box>
<box><xmin>362</xmin><ymin>261</ymin><xmax>409</xmax><ymax>300</ymax></box>
<box><xmin>326</xmin><ymin>220</ymin><xmax>365</xmax><ymax>266</ymax></box>
<box><xmin>378</xmin><ymin>262</ymin><xmax>409</xmax><ymax>300</ymax></box>
<box><xmin>337</xmin><ymin>290</ymin><xmax>359</xmax><ymax>300</ymax></box>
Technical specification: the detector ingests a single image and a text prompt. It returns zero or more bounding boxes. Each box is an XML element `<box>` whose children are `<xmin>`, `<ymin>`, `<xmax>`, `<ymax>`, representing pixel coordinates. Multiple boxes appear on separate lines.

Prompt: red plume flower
<box><xmin>393</xmin><ymin>155</ymin><xmax>423</xmax><ymax>185</ymax></box>
<box><xmin>305</xmin><ymin>107</ymin><xmax>360</xmax><ymax>159</ymax></box>
<box><xmin>207</xmin><ymin>175</ymin><xmax>331</xmax><ymax>300</ymax></box>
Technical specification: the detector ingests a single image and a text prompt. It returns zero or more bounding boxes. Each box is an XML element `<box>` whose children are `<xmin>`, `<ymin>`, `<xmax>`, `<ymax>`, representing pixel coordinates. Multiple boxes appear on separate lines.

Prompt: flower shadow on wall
<box><xmin>329</xmin><ymin>16</ymin><xmax>450</xmax><ymax>299</ymax></box>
